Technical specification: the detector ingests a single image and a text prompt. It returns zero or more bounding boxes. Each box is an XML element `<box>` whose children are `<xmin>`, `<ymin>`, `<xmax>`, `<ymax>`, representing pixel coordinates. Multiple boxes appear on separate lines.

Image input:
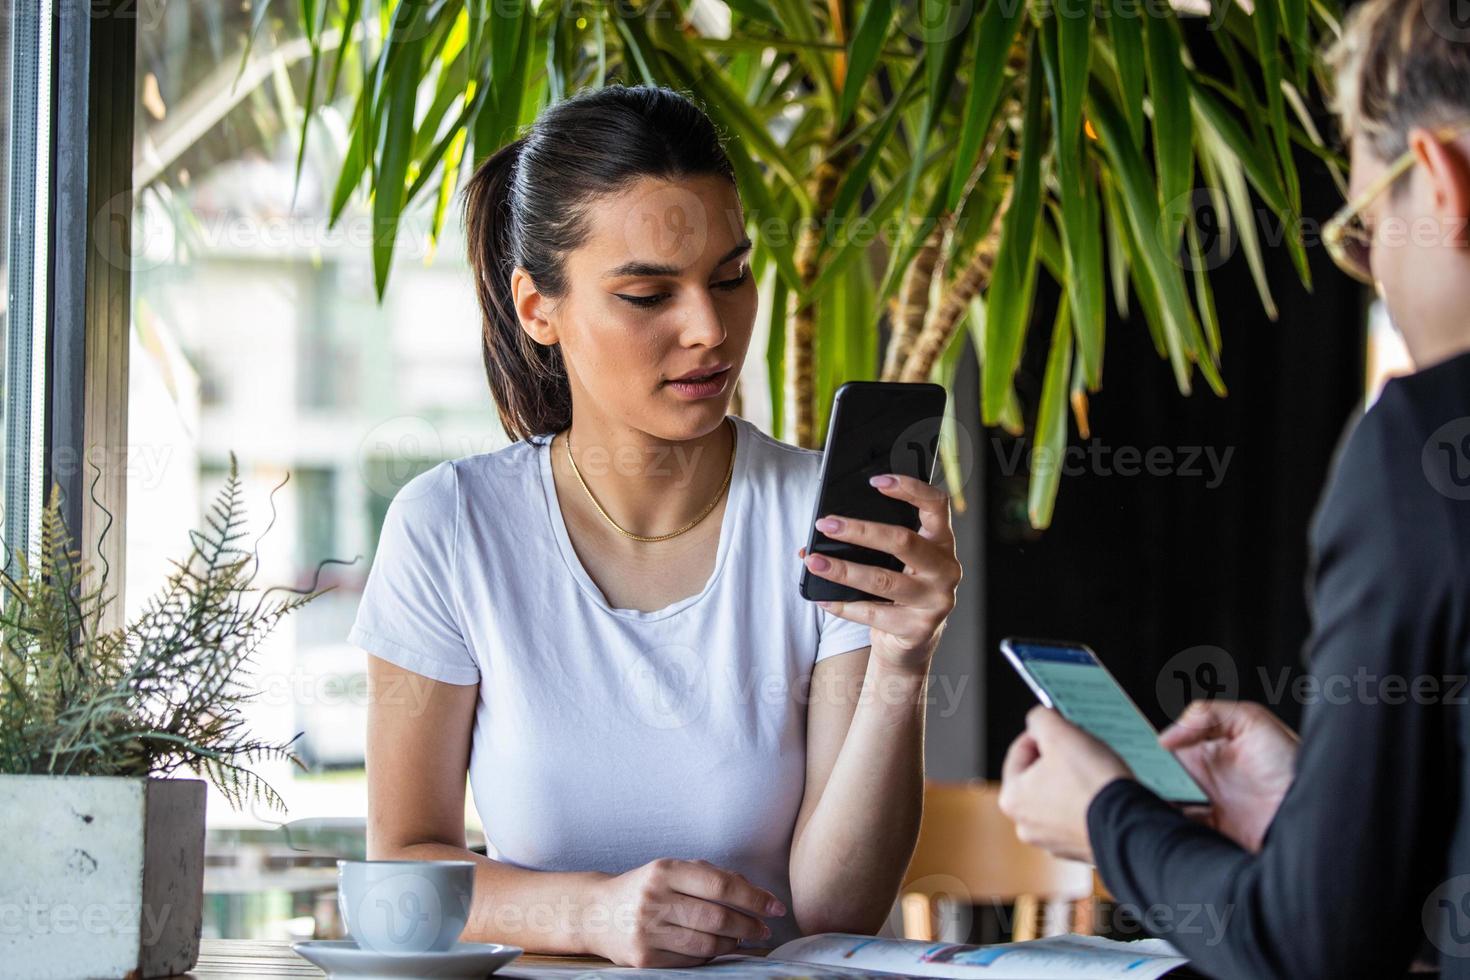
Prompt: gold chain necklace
<box><xmin>563</xmin><ymin>417</ymin><xmax>735</xmax><ymax>543</ymax></box>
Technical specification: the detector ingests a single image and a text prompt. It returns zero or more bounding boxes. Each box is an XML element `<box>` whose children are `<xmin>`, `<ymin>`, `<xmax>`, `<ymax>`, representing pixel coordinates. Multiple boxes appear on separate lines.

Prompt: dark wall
<box><xmin>980</xmin><ymin>50</ymin><xmax>1368</xmax><ymax>773</ymax></box>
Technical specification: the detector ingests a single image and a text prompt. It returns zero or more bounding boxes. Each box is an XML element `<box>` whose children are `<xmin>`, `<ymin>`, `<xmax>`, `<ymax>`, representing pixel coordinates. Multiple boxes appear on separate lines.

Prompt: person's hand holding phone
<box><xmin>998</xmin><ymin>706</ymin><xmax>1135</xmax><ymax>864</ymax></box>
<box><xmin>799</xmin><ymin>473</ymin><xmax>962</xmax><ymax>674</ymax></box>
<box><xmin>1159</xmin><ymin>699</ymin><xmax>1300</xmax><ymax>853</ymax></box>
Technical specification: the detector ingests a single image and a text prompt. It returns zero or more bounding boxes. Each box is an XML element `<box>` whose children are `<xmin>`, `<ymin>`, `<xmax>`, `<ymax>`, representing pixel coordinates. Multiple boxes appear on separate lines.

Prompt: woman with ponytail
<box><xmin>350</xmin><ymin>84</ymin><xmax>962</xmax><ymax>967</ymax></box>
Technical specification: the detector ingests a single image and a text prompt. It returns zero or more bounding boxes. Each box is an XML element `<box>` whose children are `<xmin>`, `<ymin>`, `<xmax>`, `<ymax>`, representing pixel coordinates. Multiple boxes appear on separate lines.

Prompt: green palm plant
<box><xmin>268</xmin><ymin>0</ymin><xmax>1342</xmax><ymax>527</ymax></box>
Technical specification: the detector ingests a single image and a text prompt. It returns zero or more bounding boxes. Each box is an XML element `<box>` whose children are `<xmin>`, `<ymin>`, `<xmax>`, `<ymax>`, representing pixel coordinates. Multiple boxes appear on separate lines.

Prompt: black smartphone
<box><xmin>799</xmin><ymin>381</ymin><xmax>947</xmax><ymax>603</ymax></box>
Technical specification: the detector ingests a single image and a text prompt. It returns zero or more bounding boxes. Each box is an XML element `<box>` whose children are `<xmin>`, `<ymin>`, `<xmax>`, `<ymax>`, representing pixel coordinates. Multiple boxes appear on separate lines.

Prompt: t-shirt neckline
<box><xmin>537</xmin><ymin>415</ymin><xmax>749</xmax><ymax>622</ymax></box>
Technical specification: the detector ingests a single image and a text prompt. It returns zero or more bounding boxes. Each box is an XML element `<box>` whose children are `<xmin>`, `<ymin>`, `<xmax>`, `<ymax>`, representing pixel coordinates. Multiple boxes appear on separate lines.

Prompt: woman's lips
<box><xmin>664</xmin><ymin>366</ymin><xmax>732</xmax><ymax>399</ymax></box>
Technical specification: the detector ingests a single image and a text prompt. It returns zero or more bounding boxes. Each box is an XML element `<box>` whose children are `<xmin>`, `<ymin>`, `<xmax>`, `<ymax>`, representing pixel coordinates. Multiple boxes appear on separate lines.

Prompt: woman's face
<box><xmin>516</xmin><ymin>173</ymin><xmax>758</xmax><ymax>443</ymax></box>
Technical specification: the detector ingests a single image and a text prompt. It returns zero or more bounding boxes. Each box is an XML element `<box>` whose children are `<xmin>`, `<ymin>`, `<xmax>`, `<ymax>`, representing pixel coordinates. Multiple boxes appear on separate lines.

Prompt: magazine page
<box><xmin>764</xmin><ymin>932</ymin><xmax>1190</xmax><ymax>980</ymax></box>
<box><xmin>499</xmin><ymin>953</ymin><xmax>905</xmax><ymax>979</ymax></box>
<box><xmin>497</xmin><ymin>932</ymin><xmax>1190</xmax><ymax>979</ymax></box>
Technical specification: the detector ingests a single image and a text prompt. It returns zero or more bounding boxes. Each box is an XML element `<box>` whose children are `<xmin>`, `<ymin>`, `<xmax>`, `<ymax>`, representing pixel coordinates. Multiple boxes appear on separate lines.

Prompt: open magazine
<box><xmin>498</xmin><ymin>932</ymin><xmax>1192</xmax><ymax>979</ymax></box>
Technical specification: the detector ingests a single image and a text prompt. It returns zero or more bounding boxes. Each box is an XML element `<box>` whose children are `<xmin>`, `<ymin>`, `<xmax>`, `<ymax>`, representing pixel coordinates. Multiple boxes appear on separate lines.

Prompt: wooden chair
<box><xmin>899</xmin><ymin>780</ymin><xmax>1100</xmax><ymax>943</ymax></box>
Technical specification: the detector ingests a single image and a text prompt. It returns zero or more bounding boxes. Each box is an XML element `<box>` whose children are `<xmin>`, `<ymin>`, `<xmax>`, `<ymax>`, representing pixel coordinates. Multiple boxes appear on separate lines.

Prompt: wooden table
<box><xmin>180</xmin><ymin>939</ymin><xmax>626</xmax><ymax>976</ymax></box>
<box><xmin>178</xmin><ymin>937</ymin><xmax>1445</xmax><ymax>980</ymax></box>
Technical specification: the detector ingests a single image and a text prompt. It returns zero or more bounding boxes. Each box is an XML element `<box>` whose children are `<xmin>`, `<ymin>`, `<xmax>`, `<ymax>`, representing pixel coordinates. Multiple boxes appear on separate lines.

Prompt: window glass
<box><xmin>129</xmin><ymin>3</ymin><xmax>497</xmax><ymax>940</ymax></box>
<box><xmin>2</xmin><ymin>4</ymin><xmax>51</xmax><ymax>578</ymax></box>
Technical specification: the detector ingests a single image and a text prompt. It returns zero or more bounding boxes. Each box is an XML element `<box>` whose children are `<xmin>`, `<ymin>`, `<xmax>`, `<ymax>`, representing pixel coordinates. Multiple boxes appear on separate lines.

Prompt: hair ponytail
<box><xmin>463</xmin><ymin>135</ymin><xmax>572</xmax><ymax>441</ymax></box>
<box><xmin>461</xmin><ymin>85</ymin><xmax>737</xmax><ymax>442</ymax></box>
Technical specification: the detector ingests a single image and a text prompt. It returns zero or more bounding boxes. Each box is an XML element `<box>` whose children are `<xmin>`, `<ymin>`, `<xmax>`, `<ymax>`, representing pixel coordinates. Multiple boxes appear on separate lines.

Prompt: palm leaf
<box><xmin>982</xmin><ymin>41</ymin><xmax>1047</xmax><ymax>425</ymax></box>
<box><xmin>1030</xmin><ymin>294</ymin><xmax>1073</xmax><ymax>530</ymax></box>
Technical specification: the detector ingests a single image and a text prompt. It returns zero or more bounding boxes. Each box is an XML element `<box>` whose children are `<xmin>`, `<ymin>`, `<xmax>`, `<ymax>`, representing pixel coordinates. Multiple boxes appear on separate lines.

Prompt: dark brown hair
<box><xmin>462</xmin><ymin>84</ymin><xmax>737</xmax><ymax>441</ymax></box>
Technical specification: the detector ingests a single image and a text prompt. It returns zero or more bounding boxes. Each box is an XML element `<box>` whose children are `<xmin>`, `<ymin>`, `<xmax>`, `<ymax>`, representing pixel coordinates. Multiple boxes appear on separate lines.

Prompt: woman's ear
<box><xmin>1409</xmin><ymin>127</ymin><xmax>1470</xmax><ymax>248</ymax></box>
<box><xmin>510</xmin><ymin>267</ymin><xmax>559</xmax><ymax>346</ymax></box>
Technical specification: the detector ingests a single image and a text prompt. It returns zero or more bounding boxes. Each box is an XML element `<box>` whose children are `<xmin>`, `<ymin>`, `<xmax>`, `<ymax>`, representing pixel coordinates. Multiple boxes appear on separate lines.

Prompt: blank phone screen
<box><xmin>1009</xmin><ymin>642</ymin><xmax>1208</xmax><ymax>805</ymax></box>
<box><xmin>802</xmin><ymin>383</ymin><xmax>945</xmax><ymax>603</ymax></box>
<box><xmin>812</xmin><ymin>385</ymin><xmax>945</xmax><ymax>546</ymax></box>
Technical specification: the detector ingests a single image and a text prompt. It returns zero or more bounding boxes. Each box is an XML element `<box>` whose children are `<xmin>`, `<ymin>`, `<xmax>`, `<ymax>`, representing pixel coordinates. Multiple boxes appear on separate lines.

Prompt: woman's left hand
<box><xmin>800</xmin><ymin>474</ymin><xmax>962</xmax><ymax>674</ymax></box>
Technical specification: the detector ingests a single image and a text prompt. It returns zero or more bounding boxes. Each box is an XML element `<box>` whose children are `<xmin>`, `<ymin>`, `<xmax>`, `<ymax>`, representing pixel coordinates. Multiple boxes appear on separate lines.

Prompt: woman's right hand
<box><xmin>582</xmin><ymin>858</ymin><xmax>785</xmax><ymax>967</ymax></box>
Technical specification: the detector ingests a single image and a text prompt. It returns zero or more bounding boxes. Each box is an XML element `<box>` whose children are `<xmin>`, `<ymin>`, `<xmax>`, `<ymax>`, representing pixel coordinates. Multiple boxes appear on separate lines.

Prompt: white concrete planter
<box><xmin>0</xmin><ymin>775</ymin><xmax>207</xmax><ymax>979</ymax></box>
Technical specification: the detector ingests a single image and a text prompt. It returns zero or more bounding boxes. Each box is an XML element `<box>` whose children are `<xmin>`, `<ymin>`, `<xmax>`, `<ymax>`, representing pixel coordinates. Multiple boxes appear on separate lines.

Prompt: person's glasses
<box><xmin>1323</xmin><ymin>121</ymin><xmax>1470</xmax><ymax>285</ymax></box>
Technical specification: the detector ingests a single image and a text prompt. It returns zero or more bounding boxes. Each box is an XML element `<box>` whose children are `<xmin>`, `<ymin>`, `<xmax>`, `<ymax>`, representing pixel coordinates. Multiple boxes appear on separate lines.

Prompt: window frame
<box><xmin>42</xmin><ymin>0</ymin><xmax>137</xmax><ymax>631</ymax></box>
<box><xmin>5</xmin><ymin>0</ymin><xmax>52</xmax><ymax>582</ymax></box>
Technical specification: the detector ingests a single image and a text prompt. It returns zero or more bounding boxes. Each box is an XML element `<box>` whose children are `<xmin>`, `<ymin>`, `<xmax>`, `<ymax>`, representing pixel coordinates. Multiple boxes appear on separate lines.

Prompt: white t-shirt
<box><xmin>347</xmin><ymin>414</ymin><xmax>871</xmax><ymax>947</ymax></box>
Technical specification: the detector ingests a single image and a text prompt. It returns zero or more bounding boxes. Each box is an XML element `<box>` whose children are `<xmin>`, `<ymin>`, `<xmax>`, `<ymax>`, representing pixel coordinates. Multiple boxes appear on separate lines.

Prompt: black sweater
<box><xmin>1086</xmin><ymin>349</ymin><xmax>1470</xmax><ymax>980</ymax></box>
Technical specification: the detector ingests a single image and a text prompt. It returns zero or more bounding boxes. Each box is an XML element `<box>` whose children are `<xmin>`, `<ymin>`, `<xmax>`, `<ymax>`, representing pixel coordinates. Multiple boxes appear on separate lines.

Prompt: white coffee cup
<box><xmin>336</xmin><ymin>859</ymin><xmax>475</xmax><ymax>954</ymax></box>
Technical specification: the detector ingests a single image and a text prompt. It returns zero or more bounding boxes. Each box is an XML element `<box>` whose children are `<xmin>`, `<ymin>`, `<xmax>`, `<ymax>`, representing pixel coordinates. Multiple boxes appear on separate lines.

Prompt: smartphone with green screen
<box><xmin>1001</xmin><ymin>638</ymin><xmax>1209</xmax><ymax>806</ymax></box>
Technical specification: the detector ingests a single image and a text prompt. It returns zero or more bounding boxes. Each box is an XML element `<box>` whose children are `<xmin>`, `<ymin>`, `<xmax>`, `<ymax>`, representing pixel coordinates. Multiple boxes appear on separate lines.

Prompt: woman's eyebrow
<box><xmin>601</xmin><ymin>238</ymin><xmax>753</xmax><ymax>279</ymax></box>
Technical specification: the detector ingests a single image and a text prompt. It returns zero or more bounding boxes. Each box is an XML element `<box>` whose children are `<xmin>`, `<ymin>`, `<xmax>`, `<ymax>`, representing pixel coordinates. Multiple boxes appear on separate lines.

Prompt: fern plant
<box><xmin>0</xmin><ymin>453</ymin><xmax>342</xmax><ymax>815</ymax></box>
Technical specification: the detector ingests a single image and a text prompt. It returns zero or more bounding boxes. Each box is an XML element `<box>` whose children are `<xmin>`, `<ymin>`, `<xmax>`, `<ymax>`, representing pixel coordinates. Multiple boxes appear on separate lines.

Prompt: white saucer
<box><xmin>291</xmin><ymin>939</ymin><xmax>523</xmax><ymax>979</ymax></box>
